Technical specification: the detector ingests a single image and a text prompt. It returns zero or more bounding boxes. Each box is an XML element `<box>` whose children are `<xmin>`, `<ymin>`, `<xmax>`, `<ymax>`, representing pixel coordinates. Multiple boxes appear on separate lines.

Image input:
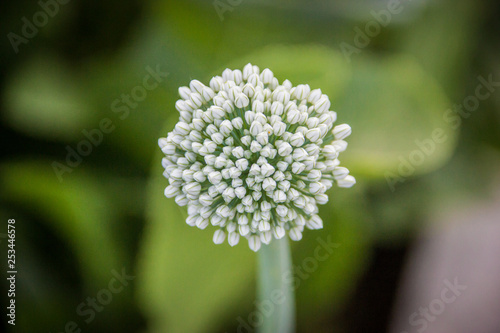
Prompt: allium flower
<box><xmin>159</xmin><ymin>64</ymin><xmax>355</xmax><ymax>251</ymax></box>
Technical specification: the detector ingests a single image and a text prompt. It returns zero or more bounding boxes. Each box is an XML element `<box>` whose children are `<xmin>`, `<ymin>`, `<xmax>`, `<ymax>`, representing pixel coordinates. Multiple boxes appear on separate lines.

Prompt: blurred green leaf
<box><xmin>78</xmin><ymin>51</ymin><xmax>182</xmax><ymax>170</ymax></box>
<box><xmin>137</xmin><ymin>148</ymin><xmax>255</xmax><ymax>333</ymax></box>
<box><xmin>223</xmin><ymin>44</ymin><xmax>351</xmax><ymax>103</ymax></box>
<box><xmin>293</xmin><ymin>187</ymin><xmax>372</xmax><ymax>332</ymax></box>
<box><xmin>397</xmin><ymin>0</ymin><xmax>481</xmax><ymax>94</ymax></box>
<box><xmin>228</xmin><ymin>45</ymin><xmax>456</xmax><ymax>178</ymax></box>
<box><xmin>1</xmin><ymin>161</ymin><xmax>125</xmax><ymax>287</ymax></box>
<box><xmin>3</xmin><ymin>54</ymin><xmax>94</xmax><ymax>140</ymax></box>
<box><xmin>339</xmin><ymin>55</ymin><xmax>456</xmax><ymax>177</ymax></box>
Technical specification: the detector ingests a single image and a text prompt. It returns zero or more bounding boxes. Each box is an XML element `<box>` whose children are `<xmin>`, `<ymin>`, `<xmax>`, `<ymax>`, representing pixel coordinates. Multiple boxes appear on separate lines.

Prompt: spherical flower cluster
<box><xmin>159</xmin><ymin>63</ymin><xmax>355</xmax><ymax>251</ymax></box>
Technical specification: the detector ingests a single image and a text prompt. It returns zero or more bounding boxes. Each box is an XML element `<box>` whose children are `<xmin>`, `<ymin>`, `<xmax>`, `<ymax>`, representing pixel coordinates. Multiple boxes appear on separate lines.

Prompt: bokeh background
<box><xmin>1</xmin><ymin>0</ymin><xmax>500</xmax><ymax>332</ymax></box>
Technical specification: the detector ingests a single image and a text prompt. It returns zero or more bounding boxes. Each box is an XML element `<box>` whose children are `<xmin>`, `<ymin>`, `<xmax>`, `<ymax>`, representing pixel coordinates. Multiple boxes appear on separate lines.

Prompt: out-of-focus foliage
<box><xmin>226</xmin><ymin>45</ymin><xmax>455</xmax><ymax>177</ymax></box>
<box><xmin>1</xmin><ymin>0</ymin><xmax>499</xmax><ymax>332</ymax></box>
<box><xmin>4</xmin><ymin>54</ymin><xmax>94</xmax><ymax>140</ymax></box>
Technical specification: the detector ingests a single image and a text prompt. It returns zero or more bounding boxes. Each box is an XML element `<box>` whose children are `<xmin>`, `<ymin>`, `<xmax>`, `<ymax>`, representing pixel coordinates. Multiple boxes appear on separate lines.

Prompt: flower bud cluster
<box><xmin>159</xmin><ymin>64</ymin><xmax>355</xmax><ymax>251</ymax></box>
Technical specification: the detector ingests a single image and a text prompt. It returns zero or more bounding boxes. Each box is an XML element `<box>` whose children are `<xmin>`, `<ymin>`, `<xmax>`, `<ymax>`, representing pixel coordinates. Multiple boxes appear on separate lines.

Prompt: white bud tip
<box><xmin>337</xmin><ymin>175</ymin><xmax>356</xmax><ymax>188</ymax></box>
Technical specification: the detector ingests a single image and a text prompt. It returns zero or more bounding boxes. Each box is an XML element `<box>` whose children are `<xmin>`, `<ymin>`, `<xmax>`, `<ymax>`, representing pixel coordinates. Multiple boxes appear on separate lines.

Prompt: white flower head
<box><xmin>159</xmin><ymin>64</ymin><xmax>355</xmax><ymax>251</ymax></box>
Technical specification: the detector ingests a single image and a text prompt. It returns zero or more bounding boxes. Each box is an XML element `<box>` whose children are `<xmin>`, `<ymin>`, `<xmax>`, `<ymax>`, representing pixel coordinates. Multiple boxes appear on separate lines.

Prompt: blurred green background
<box><xmin>1</xmin><ymin>0</ymin><xmax>500</xmax><ymax>332</ymax></box>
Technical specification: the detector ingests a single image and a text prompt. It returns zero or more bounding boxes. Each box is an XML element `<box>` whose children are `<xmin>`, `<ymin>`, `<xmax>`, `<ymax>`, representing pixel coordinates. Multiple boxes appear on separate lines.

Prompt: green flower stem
<box><xmin>257</xmin><ymin>237</ymin><xmax>295</xmax><ymax>333</ymax></box>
